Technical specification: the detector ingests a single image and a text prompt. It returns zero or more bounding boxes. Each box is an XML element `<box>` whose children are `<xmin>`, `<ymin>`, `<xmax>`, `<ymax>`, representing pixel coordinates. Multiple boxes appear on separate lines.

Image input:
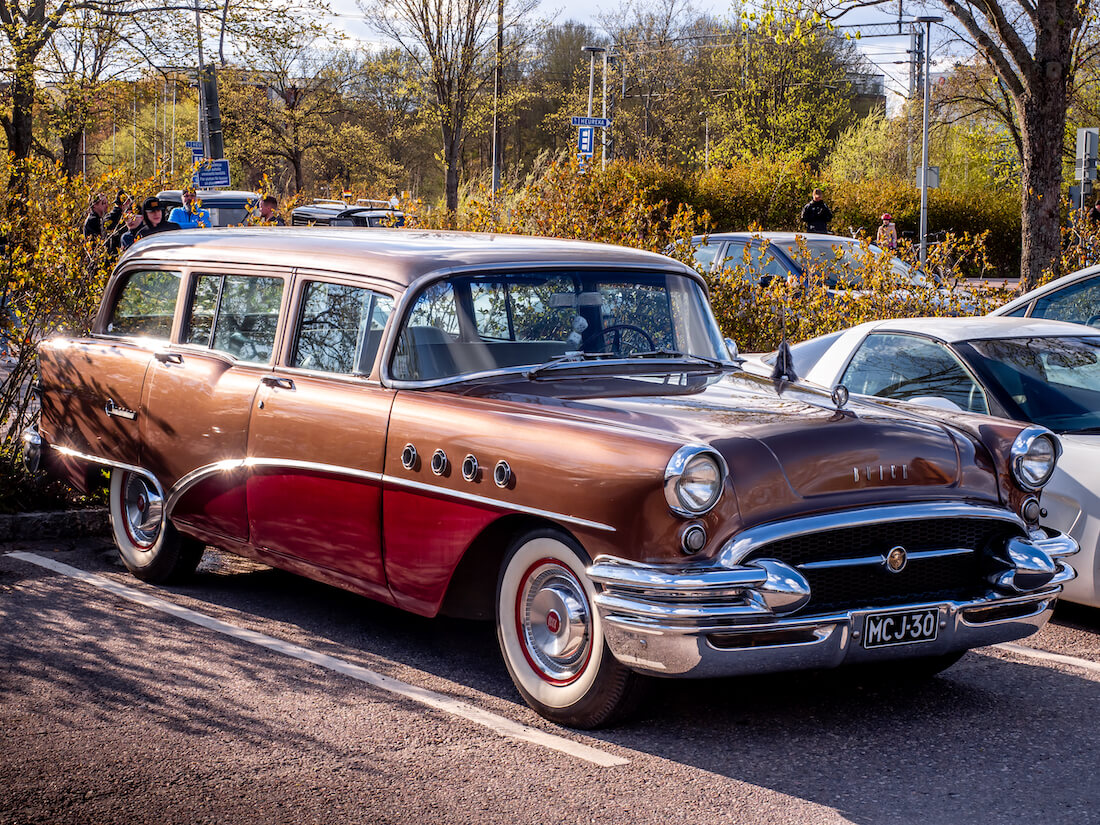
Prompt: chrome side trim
<box><xmin>383</xmin><ymin>475</ymin><xmax>616</xmax><ymax>533</ymax></box>
<box><xmin>797</xmin><ymin>547</ymin><xmax>973</xmax><ymax>571</ymax></box>
<box><xmin>47</xmin><ymin>442</ymin><xmax>164</xmax><ymax>500</ymax></box>
<box><xmin>164</xmin><ymin>457</ymin><xmax>384</xmax><ymax>517</ymax></box>
<box><xmin>719</xmin><ymin>503</ymin><xmax>1027</xmax><ymax>566</ymax></box>
<box><xmin>137</xmin><ymin>452</ymin><xmax>616</xmax><ymax>535</ymax></box>
<box><xmin>165</xmin><ymin>459</ymin><xmax>249</xmax><ymax>516</ymax></box>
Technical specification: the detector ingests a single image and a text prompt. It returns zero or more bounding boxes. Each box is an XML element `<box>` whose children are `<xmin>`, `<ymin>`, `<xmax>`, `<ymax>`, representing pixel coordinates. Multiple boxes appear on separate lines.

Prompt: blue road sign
<box><xmin>192</xmin><ymin>158</ymin><xmax>231</xmax><ymax>188</ymax></box>
<box><xmin>577</xmin><ymin>126</ymin><xmax>594</xmax><ymax>156</ymax></box>
<box><xmin>571</xmin><ymin>116</ymin><xmax>611</xmax><ymax>128</ymax></box>
<box><xmin>185</xmin><ymin>140</ymin><xmax>204</xmax><ymax>149</ymax></box>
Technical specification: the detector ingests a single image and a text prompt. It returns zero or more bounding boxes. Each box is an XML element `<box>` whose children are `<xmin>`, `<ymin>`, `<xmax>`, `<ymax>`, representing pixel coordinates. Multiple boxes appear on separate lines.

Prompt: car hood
<box><xmin>463</xmin><ymin>370</ymin><xmax>997</xmax><ymax>525</ymax></box>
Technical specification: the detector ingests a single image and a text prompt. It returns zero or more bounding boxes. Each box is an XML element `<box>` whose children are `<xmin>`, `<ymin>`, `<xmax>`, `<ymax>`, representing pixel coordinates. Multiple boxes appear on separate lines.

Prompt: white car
<box><xmin>752</xmin><ymin>316</ymin><xmax>1100</xmax><ymax>607</ymax></box>
<box><xmin>990</xmin><ymin>264</ymin><xmax>1100</xmax><ymax>328</ymax></box>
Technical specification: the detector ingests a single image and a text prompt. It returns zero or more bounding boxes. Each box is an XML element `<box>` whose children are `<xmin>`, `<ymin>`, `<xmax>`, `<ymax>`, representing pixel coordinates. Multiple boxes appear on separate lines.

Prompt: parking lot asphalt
<box><xmin>2</xmin><ymin>535</ymin><xmax>1099</xmax><ymax>825</ymax></box>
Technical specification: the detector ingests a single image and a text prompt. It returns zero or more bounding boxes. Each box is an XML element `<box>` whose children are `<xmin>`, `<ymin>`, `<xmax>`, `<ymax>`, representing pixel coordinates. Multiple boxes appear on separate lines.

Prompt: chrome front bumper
<box><xmin>588</xmin><ymin>523</ymin><xmax>1078</xmax><ymax>678</ymax></box>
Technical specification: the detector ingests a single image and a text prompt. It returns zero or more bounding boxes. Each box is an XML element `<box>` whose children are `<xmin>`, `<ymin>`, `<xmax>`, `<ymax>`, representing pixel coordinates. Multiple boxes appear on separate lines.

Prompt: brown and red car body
<box><xmin>27</xmin><ymin>228</ymin><xmax>1077</xmax><ymax>727</ymax></box>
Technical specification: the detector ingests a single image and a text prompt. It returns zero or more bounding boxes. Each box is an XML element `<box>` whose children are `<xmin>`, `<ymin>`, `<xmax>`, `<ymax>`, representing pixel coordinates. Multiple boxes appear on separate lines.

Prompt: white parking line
<box><xmin>994</xmin><ymin>643</ymin><xmax>1100</xmax><ymax>676</ymax></box>
<box><xmin>8</xmin><ymin>552</ymin><xmax>629</xmax><ymax>768</ymax></box>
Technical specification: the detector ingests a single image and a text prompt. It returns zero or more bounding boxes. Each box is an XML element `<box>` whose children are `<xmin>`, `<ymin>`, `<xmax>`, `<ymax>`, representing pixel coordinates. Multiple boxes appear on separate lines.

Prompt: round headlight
<box><xmin>1010</xmin><ymin>427</ymin><xmax>1060</xmax><ymax>491</ymax></box>
<box><xmin>664</xmin><ymin>446</ymin><xmax>725</xmax><ymax>516</ymax></box>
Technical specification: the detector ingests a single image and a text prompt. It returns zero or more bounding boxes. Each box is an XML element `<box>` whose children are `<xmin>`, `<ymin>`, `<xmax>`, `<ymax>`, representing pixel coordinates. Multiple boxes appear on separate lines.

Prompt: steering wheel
<box><xmin>1086</xmin><ymin>313</ymin><xmax>1100</xmax><ymax>328</ymax></box>
<box><xmin>579</xmin><ymin>323</ymin><xmax>655</xmax><ymax>355</ymax></box>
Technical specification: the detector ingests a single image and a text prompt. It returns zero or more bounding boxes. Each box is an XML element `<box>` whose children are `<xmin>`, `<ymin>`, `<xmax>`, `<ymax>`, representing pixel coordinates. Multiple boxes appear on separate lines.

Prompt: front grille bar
<box><xmin>797</xmin><ymin>547</ymin><xmax>974</xmax><ymax>571</ymax></box>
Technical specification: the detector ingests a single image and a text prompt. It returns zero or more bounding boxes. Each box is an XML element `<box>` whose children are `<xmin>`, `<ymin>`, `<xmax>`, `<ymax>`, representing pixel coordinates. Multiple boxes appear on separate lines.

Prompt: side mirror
<box><xmin>725</xmin><ymin>337</ymin><xmax>740</xmax><ymax>361</ymax></box>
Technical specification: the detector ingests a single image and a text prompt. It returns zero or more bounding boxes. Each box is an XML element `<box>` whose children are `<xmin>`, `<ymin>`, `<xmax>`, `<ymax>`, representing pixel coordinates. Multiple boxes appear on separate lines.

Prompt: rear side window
<box><xmin>292</xmin><ymin>282</ymin><xmax>394</xmax><ymax>374</ymax></box>
<box><xmin>106</xmin><ymin>270</ymin><xmax>182</xmax><ymax>339</ymax></box>
<box><xmin>185</xmin><ymin>273</ymin><xmax>284</xmax><ymax>363</ymax></box>
<box><xmin>1030</xmin><ymin>278</ymin><xmax>1100</xmax><ymax>325</ymax></box>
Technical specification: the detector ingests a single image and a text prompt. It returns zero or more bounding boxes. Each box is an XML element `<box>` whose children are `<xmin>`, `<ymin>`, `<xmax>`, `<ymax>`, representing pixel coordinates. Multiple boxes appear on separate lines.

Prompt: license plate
<box><xmin>862</xmin><ymin>608</ymin><xmax>939</xmax><ymax>649</ymax></box>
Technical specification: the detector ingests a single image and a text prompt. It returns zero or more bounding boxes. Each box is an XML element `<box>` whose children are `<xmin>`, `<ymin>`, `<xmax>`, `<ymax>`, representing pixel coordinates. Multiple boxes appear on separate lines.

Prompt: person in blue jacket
<box><xmin>168</xmin><ymin>188</ymin><xmax>212</xmax><ymax>229</ymax></box>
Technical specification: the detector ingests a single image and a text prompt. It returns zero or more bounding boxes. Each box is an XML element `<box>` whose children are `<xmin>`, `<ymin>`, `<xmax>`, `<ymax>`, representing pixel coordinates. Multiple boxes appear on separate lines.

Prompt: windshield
<box><xmin>783</xmin><ymin>239</ymin><xmax>920</xmax><ymax>288</ymax></box>
<box><xmin>389</xmin><ymin>269</ymin><xmax>727</xmax><ymax>382</ymax></box>
<box><xmin>964</xmin><ymin>335</ymin><xmax>1100</xmax><ymax>434</ymax></box>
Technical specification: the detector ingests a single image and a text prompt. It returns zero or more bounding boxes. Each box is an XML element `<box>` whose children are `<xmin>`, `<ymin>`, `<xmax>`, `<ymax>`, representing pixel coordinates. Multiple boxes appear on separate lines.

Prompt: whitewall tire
<box><xmin>108</xmin><ymin>468</ymin><xmax>203</xmax><ymax>583</ymax></box>
<box><xmin>496</xmin><ymin>529</ymin><xmax>642</xmax><ymax>728</ymax></box>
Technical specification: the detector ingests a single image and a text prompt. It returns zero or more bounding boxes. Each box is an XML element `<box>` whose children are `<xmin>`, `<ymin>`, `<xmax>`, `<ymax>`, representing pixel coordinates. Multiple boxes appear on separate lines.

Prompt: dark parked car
<box><xmin>292</xmin><ymin>199</ymin><xmax>404</xmax><ymax>227</ymax></box>
<box><xmin>26</xmin><ymin>229</ymin><xmax>1076</xmax><ymax>728</ymax></box>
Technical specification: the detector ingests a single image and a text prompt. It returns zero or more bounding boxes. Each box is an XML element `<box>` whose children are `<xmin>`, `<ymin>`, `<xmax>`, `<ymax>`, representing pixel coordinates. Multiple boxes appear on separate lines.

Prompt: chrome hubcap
<box><xmin>520</xmin><ymin>563</ymin><xmax>591</xmax><ymax>681</ymax></box>
<box><xmin>123</xmin><ymin>473</ymin><xmax>163</xmax><ymax>547</ymax></box>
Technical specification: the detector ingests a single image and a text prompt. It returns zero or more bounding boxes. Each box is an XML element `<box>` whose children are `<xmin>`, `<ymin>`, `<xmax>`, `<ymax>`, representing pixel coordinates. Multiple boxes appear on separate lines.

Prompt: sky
<box><xmin>324</xmin><ymin>0</ymin><xmax>938</xmax><ymax>111</ymax></box>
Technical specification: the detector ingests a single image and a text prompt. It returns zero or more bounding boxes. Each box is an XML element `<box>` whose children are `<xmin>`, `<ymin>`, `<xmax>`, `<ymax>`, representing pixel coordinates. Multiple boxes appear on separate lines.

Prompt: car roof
<box><xmin>843</xmin><ymin>315</ymin><xmax>1100</xmax><ymax>343</ymax></box>
<box><xmin>118</xmin><ymin>228</ymin><xmax>697</xmax><ymax>289</ymax></box>
<box><xmin>693</xmin><ymin>232</ymin><xmax>860</xmax><ymax>245</ymax></box>
<box><xmin>991</xmin><ymin>264</ymin><xmax>1100</xmax><ymax>315</ymax></box>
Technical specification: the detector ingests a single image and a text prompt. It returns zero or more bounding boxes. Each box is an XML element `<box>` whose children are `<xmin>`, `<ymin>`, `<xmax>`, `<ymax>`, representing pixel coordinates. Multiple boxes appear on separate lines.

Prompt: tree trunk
<box><xmin>444</xmin><ymin>127</ymin><xmax>460</xmax><ymax>215</ymax></box>
<box><xmin>1019</xmin><ymin>99</ymin><xmax>1064</xmax><ymax>290</ymax></box>
<box><xmin>9</xmin><ymin>56</ymin><xmax>36</xmax><ymax>163</ymax></box>
<box><xmin>61</xmin><ymin>131</ymin><xmax>82</xmax><ymax>178</ymax></box>
<box><xmin>1018</xmin><ymin>62</ymin><xmax>1069</xmax><ymax>290</ymax></box>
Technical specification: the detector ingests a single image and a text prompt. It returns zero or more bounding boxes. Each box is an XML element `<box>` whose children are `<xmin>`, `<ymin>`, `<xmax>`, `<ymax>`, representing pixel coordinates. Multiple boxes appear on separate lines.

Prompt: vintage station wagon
<box><xmin>26</xmin><ymin>229</ymin><xmax>1077</xmax><ymax>728</ymax></box>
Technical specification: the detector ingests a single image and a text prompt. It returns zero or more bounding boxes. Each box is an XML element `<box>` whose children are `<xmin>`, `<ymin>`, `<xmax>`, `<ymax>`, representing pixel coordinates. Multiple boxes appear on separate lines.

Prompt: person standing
<box><xmin>800</xmin><ymin>188</ymin><xmax>833</xmax><ymax>234</ymax></box>
<box><xmin>252</xmin><ymin>195</ymin><xmax>286</xmax><ymax>225</ymax></box>
<box><xmin>121</xmin><ymin>197</ymin><xmax>182</xmax><ymax>250</ymax></box>
<box><xmin>877</xmin><ymin>213</ymin><xmax>898</xmax><ymax>251</ymax></box>
<box><xmin>82</xmin><ymin>193</ymin><xmax>125</xmax><ymax>239</ymax></box>
<box><xmin>1088</xmin><ymin>196</ymin><xmax>1100</xmax><ymax>226</ymax></box>
<box><xmin>168</xmin><ymin>188</ymin><xmax>212</xmax><ymax>229</ymax></box>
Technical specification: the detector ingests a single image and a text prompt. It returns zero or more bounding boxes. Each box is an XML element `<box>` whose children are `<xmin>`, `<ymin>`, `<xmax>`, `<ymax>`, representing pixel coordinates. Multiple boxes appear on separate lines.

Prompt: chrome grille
<box><xmin>741</xmin><ymin>518</ymin><xmax>1015</xmax><ymax>613</ymax></box>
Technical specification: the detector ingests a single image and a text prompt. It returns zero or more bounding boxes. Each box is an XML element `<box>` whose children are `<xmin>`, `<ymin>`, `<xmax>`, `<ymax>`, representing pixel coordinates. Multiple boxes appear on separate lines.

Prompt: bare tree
<box><xmin>361</xmin><ymin>0</ymin><xmax>537</xmax><ymax>212</ymax></box>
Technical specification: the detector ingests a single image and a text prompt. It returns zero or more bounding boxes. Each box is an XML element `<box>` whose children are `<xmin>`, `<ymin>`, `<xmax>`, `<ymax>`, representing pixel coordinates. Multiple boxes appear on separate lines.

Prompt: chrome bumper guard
<box><xmin>587</xmin><ymin>527</ymin><xmax>1078</xmax><ymax>678</ymax></box>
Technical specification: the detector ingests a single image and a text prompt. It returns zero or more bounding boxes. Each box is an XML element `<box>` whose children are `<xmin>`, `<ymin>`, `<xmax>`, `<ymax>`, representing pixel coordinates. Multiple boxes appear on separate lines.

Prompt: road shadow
<box><xmin>10</xmin><ymin>540</ymin><xmax>1099</xmax><ymax>825</ymax></box>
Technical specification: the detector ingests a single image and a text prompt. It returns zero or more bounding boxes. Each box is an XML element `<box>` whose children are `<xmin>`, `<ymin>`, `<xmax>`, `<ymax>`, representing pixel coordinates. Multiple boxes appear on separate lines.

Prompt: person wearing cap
<box><xmin>877</xmin><ymin>213</ymin><xmax>898</xmax><ymax>251</ymax></box>
<box><xmin>168</xmin><ymin>188</ymin><xmax>212</xmax><ymax>229</ymax></box>
<box><xmin>121</xmin><ymin>197</ymin><xmax>182</xmax><ymax>250</ymax></box>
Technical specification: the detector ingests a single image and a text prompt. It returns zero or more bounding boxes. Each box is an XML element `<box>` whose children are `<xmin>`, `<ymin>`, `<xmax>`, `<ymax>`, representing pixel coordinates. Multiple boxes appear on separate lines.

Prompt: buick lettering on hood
<box><xmin>25</xmin><ymin>229</ymin><xmax>1077</xmax><ymax>728</ymax></box>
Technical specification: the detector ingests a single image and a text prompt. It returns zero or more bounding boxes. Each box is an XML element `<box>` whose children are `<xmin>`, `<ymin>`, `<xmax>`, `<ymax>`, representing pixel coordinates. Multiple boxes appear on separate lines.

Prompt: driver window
<box><xmin>292</xmin><ymin>282</ymin><xmax>393</xmax><ymax>374</ymax></box>
<box><xmin>842</xmin><ymin>333</ymin><xmax>989</xmax><ymax>414</ymax></box>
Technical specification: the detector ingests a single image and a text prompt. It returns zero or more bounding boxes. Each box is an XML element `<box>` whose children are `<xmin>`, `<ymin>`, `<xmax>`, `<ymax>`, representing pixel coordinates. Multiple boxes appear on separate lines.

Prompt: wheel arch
<box><xmin>439</xmin><ymin>513</ymin><xmax>579</xmax><ymax>620</ymax></box>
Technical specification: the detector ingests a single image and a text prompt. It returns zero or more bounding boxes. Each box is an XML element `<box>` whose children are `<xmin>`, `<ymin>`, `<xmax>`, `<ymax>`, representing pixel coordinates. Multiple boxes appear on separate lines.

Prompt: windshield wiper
<box><xmin>524</xmin><ymin>351</ymin><xmax>619</xmax><ymax>379</ymax></box>
<box><xmin>629</xmin><ymin>349</ymin><xmax>739</xmax><ymax>370</ymax></box>
<box><xmin>524</xmin><ymin>350</ymin><xmax>731</xmax><ymax>380</ymax></box>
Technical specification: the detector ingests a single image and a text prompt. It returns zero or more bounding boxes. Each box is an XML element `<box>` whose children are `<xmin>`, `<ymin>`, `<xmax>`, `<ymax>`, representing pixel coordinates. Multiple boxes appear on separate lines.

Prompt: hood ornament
<box><xmin>770</xmin><ymin>338</ymin><xmax>797</xmax><ymax>393</ymax></box>
<box><xmin>831</xmin><ymin>384</ymin><xmax>849</xmax><ymax>410</ymax></box>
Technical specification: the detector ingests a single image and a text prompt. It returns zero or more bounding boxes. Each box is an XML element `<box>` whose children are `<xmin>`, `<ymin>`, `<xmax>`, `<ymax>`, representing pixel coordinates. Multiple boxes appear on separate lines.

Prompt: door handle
<box><xmin>261</xmin><ymin>376</ymin><xmax>295</xmax><ymax>390</ymax></box>
<box><xmin>104</xmin><ymin>397</ymin><xmax>137</xmax><ymax>420</ymax></box>
<box><xmin>154</xmin><ymin>351</ymin><xmax>183</xmax><ymax>365</ymax></box>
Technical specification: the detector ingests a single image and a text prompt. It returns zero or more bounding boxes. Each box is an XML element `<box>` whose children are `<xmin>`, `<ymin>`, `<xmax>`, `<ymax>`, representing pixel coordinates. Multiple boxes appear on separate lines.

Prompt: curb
<box><xmin>0</xmin><ymin>508</ymin><xmax>110</xmax><ymax>542</ymax></box>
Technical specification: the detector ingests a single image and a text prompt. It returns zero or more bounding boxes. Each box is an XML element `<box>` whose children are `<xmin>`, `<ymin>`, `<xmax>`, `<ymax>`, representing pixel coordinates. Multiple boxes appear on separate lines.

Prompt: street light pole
<box><xmin>601</xmin><ymin>48</ymin><xmax>608</xmax><ymax>169</ymax></box>
<box><xmin>704</xmin><ymin>112</ymin><xmax>709</xmax><ymax>171</ymax></box>
<box><xmin>917</xmin><ymin>15</ymin><xmax>941</xmax><ymax>270</ymax></box>
<box><xmin>491</xmin><ymin>0</ymin><xmax>503</xmax><ymax>194</ymax></box>
<box><xmin>584</xmin><ymin>47</ymin><xmax>598</xmax><ymax>117</ymax></box>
